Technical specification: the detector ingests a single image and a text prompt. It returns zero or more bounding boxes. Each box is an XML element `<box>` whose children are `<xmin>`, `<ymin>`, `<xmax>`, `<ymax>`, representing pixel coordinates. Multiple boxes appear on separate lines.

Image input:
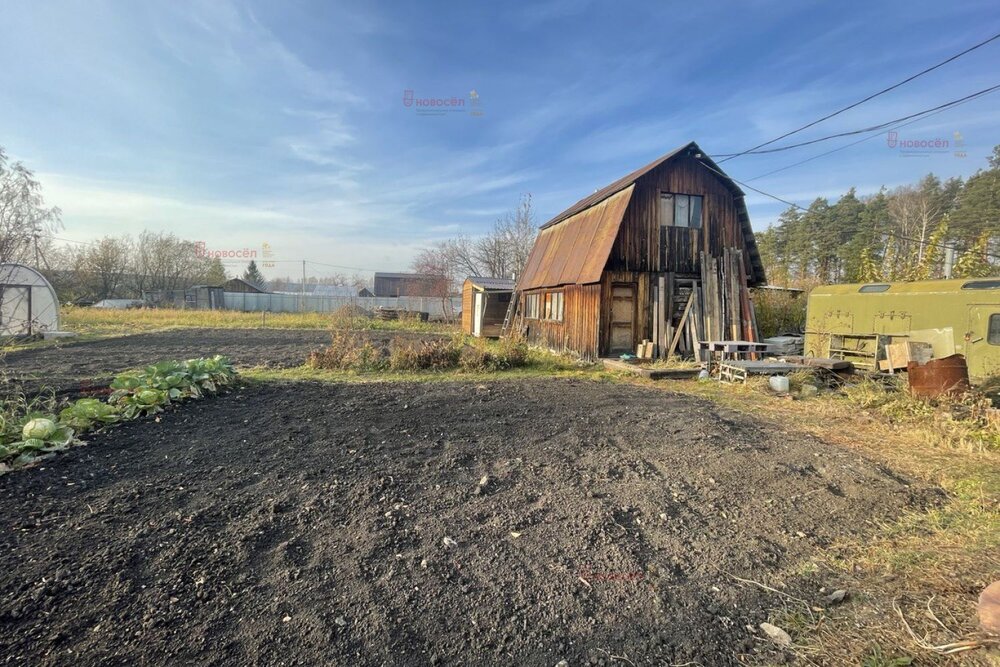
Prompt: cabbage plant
<box><xmin>0</xmin><ymin>416</ymin><xmax>76</xmax><ymax>470</ymax></box>
<box><xmin>116</xmin><ymin>388</ymin><xmax>170</xmax><ymax>419</ymax></box>
<box><xmin>59</xmin><ymin>398</ymin><xmax>120</xmax><ymax>432</ymax></box>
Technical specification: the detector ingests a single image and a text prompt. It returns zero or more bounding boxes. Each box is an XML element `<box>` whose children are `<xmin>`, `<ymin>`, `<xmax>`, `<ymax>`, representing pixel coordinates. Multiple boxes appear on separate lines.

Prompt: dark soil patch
<box><xmin>0</xmin><ymin>378</ymin><xmax>924</xmax><ymax>666</ymax></box>
<box><xmin>0</xmin><ymin>328</ymin><xmax>438</xmax><ymax>397</ymax></box>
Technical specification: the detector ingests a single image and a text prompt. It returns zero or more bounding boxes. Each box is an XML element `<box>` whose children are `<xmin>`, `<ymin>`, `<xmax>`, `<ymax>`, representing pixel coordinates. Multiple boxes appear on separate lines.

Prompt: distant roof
<box><xmin>222</xmin><ymin>277</ymin><xmax>268</xmax><ymax>293</ymax></box>
<box><xmin>374</xmin><ymin>272</ymin><xmax>444</xmax><ymax>280</ymax></box>
<box><xmin>466</xmin><ymin>276</ymin><xmax>515</xmax><ymax>290</ymax></box>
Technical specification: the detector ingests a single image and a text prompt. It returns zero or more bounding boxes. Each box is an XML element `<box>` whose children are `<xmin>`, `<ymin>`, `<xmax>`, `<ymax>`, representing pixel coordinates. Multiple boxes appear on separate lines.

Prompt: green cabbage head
<box><xmin>22</xmin><ymin>418</ymin><xmax>58</xmax><ymax>441</ymax></box>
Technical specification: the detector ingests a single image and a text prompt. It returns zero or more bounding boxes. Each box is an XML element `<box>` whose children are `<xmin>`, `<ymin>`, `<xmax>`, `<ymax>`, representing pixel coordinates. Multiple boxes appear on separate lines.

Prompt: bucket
<box><xmin>907</xmin><ymin>354</ymin><xmax>970</xmax><ymax>398</ymax></box>
<box><xmin>769</xmin><ymin>375</ymin><xmax>790</xmax><ymax>393</ymax></box>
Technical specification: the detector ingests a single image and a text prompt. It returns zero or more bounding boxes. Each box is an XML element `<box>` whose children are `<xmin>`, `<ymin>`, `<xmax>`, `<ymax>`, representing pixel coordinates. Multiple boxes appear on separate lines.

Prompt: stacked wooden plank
<box><xmin>646</xmin><ymin>247</ymin><xmax>760</xmax><ymax>361</ymax></box>
<box><xmin>698</xmin><ymin>248</ymin><xmax>759</xmax><ymax>350</ymax></box>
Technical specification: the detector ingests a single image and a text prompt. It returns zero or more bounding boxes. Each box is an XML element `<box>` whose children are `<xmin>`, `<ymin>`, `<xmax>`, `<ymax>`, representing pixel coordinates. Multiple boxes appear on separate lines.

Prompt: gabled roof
<box><xmin>466</xmin><ymin>276</ymin><xmax>516</xmax><ymax>290</ymax></box>
<box><xmin>521</xmin><ymin>141</ymin><xmax>765</xmax><ymax>287</ymax></box>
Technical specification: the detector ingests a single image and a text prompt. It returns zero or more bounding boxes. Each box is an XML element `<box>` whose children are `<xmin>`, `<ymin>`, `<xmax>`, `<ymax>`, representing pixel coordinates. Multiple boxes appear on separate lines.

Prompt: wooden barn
<box><xmin>461</xmin><ymin>276</ymin><xmax>515</xmax><ymax>337</ymax></box>
<box><xmin>512</xmin><ymin>141</ymin><xmax>766</xmax><ymax>360</ymax></box>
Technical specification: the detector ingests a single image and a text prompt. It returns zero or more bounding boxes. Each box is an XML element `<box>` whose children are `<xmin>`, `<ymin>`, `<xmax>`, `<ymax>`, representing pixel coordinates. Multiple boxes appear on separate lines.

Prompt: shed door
<box><xmin>609</xmin><ymin>284</ymin><xmax>635</xmax><ymax>354</ymax></box>
<box><xmin>473</xmin><ymin>292</ymin><xmax>484</xmax><ymax>337</ymax></box>
<box><xmin>967</xmin><ymin>306</ymin><xmax>1000</xmax><ymax>379</ymax></box>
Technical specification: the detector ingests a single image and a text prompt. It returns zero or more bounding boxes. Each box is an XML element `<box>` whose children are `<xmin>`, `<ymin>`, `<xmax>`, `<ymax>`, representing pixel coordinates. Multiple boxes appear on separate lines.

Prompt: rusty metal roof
<box><xmin>532</xmin><ymin>140</ymin><xmax>765</xmax><ymax>286</ymax></box>
<box><xmin>517</xmin><ymin>185</ymin><xmax>634</xmax><ymax>290</ymax></box>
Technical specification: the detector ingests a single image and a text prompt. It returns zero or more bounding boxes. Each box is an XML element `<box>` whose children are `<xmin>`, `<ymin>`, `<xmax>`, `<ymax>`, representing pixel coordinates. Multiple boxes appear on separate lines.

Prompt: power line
<box><xmin>716</xmin><ymin>83</ymin><xmax>1000</xmax><ymax>157</ymax></box>
<box><xmin>743</xmin><ymin>85</ymin><xmax>993</xmax><ymax>182</ymax></box>
<box><xmin>717</xmin><ymin>30</ymin><xmax>1000</xmax><ymax>163</ymax></box>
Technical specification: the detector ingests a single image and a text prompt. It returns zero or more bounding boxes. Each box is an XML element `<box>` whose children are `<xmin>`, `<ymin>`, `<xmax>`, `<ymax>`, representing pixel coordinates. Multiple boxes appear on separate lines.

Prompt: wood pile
<box><xmin>699</xmin><ymin>248</ymin><xmax>759</xmax><ymax>346</ymax></box>
<box><xmin>375</xmin><ymin>308</ymin><xmax>429</xmax><ymax>322</ymax></box>
<box><xmin>648</xmin><ymin>247</ymin><xmax>760</xmax><ymax>361</ymax></box>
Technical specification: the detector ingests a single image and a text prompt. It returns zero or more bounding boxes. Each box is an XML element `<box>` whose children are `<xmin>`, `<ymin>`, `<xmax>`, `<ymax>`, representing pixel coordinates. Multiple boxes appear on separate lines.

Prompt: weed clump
<box><xmin>460</xmin><ymin>336</ymin><xmax>529</xmax><ymax>372</ymax></box>
<box><xmin>308</xmin><ymin>330</ymin><xmax>532</xmax><ymax>374</ymax></box>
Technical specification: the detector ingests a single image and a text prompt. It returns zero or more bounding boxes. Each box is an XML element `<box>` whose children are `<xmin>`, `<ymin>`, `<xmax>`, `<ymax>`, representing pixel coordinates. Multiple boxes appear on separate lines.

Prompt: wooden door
<box><xmin>609</xmin><ymin>284</ymin><xmax>635</xmax><ymax>354</ymax></box>
<box><xmin>968</xmin><ymin>306</ymin><xmax>1000</xmax><ymax>379</ymax></box>
<box><xmin>473</xmin><ymin>292</ymin><xmax>484</xmax><ymax>337</ymax></box>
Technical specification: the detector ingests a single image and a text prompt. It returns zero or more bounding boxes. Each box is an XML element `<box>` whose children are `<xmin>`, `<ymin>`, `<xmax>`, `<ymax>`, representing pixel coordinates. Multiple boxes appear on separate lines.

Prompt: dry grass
<box><xmin>652</xmin><ymin>375</ymin><xmax>1000</xmax><ymax>666</ymax></box>
<box><xmin>60</xmin><ymin>305</ymin><xmax>455</xmax><ymax>337</ymax></box>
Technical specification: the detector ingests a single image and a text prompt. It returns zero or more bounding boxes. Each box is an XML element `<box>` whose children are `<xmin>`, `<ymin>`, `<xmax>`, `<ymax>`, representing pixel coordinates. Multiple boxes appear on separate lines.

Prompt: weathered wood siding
<box><xmin>461</xmin><ymin>281</ymin><xmax>474</xmax><ymax>334</ymax></box>
<box><xmin>608</xmin><ymin>155</ymin><xmax>753</xmax><ymax>276</ymax></box>
<box><xmin>520</xmin><ymin>284</ymin><xmax>600</xmax><ymax>359</ymax></box>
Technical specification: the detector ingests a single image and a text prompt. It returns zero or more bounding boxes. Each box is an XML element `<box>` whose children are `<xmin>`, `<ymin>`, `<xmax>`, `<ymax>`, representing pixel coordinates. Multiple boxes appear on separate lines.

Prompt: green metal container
<box><xmin>804</xmin><ymin>277</ymin><xmax>1000</xmax><ymax>382</ymax></box>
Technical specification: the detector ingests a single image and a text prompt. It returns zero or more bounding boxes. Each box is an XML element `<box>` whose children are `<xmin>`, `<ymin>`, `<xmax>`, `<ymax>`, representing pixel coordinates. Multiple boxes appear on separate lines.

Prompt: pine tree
<box><xmin>242</xmin><ymin>260</ymin><xmax>266</xmax><ymax>288</ymax></box>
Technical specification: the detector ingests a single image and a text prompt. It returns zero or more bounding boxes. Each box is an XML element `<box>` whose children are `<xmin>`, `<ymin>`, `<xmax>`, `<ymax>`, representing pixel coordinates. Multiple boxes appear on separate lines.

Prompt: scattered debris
<box><xmin>759</xmin><ymin>622</ymin><xmax>792</xmax><ymax>647</ymax></box>
<box><xmin>979</xmin><ymin>581</ymin><xmax>1000</xmax><ymax>634</ymax></box>
<box><xmin>334</xmin><ymin>615</ymin><xmax>347</xmax><ymax>627</ymax></box>
<box><xmin>825</xmin><ymin>589</ymin><xmax>848</xmax><ymax>605</ymax></box>
<box><xmin>442</xmin><ymin>536</ymin><xmax>458</xmax><ymax>548</ymax></box>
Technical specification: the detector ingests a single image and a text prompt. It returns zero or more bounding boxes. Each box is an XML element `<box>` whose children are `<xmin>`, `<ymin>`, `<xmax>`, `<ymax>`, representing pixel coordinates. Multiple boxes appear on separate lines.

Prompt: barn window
<box><xmin>989</xmin><ymin>314</ymin><xmax>1000</xmax><ymax>345</ymax></box>
<box><xmin>660</xmin><ymin>193</ymin><xmax>703</xmax><ymax>229</ymax></box>
<box><xmin>525</xmin><ymin>293</ymin><xmax>540</xmax><ymax>319</ymax></box>
<box><xmin>545</xmin><ymin>291</ymin><xmax>564</xmax><ymax>322</ymax></box>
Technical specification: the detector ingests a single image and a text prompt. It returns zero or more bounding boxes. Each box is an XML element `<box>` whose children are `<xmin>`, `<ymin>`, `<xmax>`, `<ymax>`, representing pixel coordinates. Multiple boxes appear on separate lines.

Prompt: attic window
<box><xmin>859</xmin><ymin>284</ymin><xmax>891</xmax><ymax>293</ymax></box>
<box><xmin>660</xmin><ymin>193</ymin><xmax>703</xmax><ymax>229</ymax></box>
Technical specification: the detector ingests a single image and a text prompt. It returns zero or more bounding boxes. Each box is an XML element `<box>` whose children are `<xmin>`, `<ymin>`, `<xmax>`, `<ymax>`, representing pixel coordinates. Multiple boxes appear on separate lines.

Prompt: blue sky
<box><xmin>1</xmin><ymin>0</ymin><xmax>998</xmax><ymax>278</ymax></box>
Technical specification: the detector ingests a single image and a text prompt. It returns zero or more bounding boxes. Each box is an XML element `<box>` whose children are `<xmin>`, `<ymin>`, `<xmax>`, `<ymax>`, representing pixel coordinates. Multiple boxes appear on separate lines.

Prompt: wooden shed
<box><xmin>461</xmin><ymin>277</ymin><xmax>515</xmax><ymax>337</ymax></box>
<box><xmin>512</xmin><ymin>141</ymin><xmax>765</xmax><ymax>360</ymax></box>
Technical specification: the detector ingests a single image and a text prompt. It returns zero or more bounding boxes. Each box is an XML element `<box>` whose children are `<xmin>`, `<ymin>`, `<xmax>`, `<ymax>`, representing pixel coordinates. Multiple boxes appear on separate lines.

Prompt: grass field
<box><xmin>652</xmin><ymin>376</ymin><xmax>1000</xmax><ymax>665</ymax></box>
<box><xmin>60</xmin><ymin>305</ymin><xmax>456</xmax><ymax>337</ymax></box>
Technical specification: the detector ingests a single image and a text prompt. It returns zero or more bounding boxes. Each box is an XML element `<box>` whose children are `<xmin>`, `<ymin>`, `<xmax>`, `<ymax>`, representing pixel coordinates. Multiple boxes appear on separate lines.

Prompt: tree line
<box><xmin>756</xmin><ymin>145</ymin><xmax>1000</xmax><ymax>285</ymax></box>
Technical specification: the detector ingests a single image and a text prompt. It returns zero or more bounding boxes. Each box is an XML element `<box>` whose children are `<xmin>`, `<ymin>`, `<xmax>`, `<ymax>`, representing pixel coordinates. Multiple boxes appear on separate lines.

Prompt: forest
<box><xmin>756</xmin><ymin>144</ymin><xmax>999</xmax><ymax>286</ymax></box>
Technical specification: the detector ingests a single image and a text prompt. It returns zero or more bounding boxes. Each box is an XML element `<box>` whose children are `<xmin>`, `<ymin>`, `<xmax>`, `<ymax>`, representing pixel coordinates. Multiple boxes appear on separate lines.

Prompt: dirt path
<box><xmin>0</xmin><ymin>378</ymin><xmax>924</xmax><ymax>665</ymax></box>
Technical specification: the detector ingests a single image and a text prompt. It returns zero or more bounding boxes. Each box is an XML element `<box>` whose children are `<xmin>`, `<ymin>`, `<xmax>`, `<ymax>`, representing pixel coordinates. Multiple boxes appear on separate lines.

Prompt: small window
<box><xmin>989</xmin><ymin>314</ymin><xmax>1000</xmax><ymax>345</ymax></box>
<box><xmin>963</xmin><ymin>280</ymin><xmax>1000</xmax><ymax>290</ymax></box>
<box><xmin>550</xmin><ymin>292</ymin><xmax>563</xmax><ymax>322</ymax></box>
<box><xmin>525</xmin><ymin>293</ymin><xmax>540</xmax><ymax>319</ymax></box>
<box><xmin>859</xmin><ymin>284</ymin><xmax>891</xmax><ymax>293</ymax></box>
<box><xmin>660</xmin><ymin>193</ymin><xmax>703</xmax><ymax>229</ymax></box>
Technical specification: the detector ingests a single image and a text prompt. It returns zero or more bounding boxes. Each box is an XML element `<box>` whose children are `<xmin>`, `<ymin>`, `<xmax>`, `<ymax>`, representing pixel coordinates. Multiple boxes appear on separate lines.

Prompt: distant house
<box><xmin>222</xmin><ymin>277</ymin><xmax>268</xmax><ymax>294</ymax></box>
<box><xmin>373</xmin><ymin>272</ymin><xmax>448</xmax><ymax>297</ymax></box>
<box><xmin>461</xmin><ymin>276</ymin><xmax>515</xmax><ymax>337</ymax></box>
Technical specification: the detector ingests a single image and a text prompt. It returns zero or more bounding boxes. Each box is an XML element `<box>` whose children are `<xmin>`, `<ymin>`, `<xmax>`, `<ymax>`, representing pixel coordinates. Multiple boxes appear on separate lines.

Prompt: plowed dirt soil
<box><xmin>0</xmin><ymin>378</ymin><xmax>924</xmax><ymax>666</ymax></box>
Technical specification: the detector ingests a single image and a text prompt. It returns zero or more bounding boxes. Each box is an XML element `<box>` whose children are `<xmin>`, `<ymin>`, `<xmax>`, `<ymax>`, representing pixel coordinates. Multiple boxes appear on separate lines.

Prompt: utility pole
<box><xmin>301</xmin><ymin>260</ymin><xmax>306</xmax><ymax>312</ymax></box>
